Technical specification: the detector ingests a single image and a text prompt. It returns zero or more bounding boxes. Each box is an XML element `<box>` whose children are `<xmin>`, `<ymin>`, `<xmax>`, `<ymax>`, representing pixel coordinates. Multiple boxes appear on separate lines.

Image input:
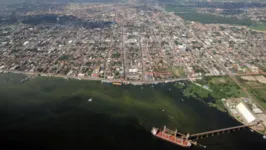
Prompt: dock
<box><xmin>152</xmin><ymin>121</ymin><xmax>263</xmax><ymax>148</ymax></box>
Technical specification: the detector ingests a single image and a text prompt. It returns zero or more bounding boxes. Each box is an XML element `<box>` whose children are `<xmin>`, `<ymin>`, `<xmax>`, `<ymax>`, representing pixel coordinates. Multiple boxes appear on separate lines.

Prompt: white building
<box><xmin>78</xmin><ymin>73</ymin><xmax>85</xmax><ymax>78</ymax></box>
<box><xmin>247</xmin><ymin>65</ymin><xmax>259</xmax><ymax>73</ymax></box>
<box><xmin>236</xmin><ymin>102</ymin><xmax>256</xmax><ymax>123</ymax></box>
<box><xmin>129</xmin><ymin>68</ymin><xmax>138</xmax><ymax>73</ymax></box>
<box><xmin>23</xmin><ymin>41</ymin><xmax>29</xmax><ymax>46</ymax></box>
<box><xmin>252</xmin><ymin>104</ymin><xmax>263</xmax><ymax>114</ymax></box>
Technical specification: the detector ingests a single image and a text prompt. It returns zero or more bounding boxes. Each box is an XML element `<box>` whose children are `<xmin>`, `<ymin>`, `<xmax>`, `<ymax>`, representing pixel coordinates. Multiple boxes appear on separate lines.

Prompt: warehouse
<box><xmin>236</xmin><ymin>102</ymin><xmax>256</xmax><ymax>123</ymax></box>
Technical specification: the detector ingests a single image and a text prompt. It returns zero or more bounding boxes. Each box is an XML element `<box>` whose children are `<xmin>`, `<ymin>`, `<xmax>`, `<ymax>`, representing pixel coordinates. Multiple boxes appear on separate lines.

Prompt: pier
<box><xmin>189</xmin><ymin>121</ymin><xmax>261</xmax><ymax>139</ymax></box>
<box><xmin>154</xmin><ymin>121</ymin><xmax>264</xmax><ymax>148</ymax></box>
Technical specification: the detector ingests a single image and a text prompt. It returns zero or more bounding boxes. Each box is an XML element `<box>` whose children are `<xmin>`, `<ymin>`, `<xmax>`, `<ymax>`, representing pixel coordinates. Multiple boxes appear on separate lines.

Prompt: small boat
<box><xmin>169</xmin><ymin>88</ymin><xmax>171</xmax><ymax>91</ymax></box>
<box><xmin>182</xmin><ymin>99</ymin><xmax>184</xmax><ymax>102</ymax></box>
<box><xmin>263</xmin><ymin>135</ymin><xmax>266</xmax><ymax>139</ymax></box>
<box><xmin>20</xmin><ymin>76</ymin><xmax>31</xmax><ymax>83</ymax></box>
<box><xmin>250</xmin><ymin>129</ymin><xmax>254</xmax><ymax>132</ymax></box>
<box><xmin>112</xmin><ymin>82</ymin><xmax>122</xmax><ymax>86</ymax></box>
<box><xmin>88</xmin><ymin>98</ymin><xmax>92</xmax><ymax>102</ymax></box>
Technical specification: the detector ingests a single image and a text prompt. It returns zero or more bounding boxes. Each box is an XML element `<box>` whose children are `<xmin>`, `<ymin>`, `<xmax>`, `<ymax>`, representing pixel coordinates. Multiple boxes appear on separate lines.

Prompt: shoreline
<box><xmin>1</xmin><ymin>69</ymin><xmax>266</xmax><ymax>85</ymax></box>
<box><xmin>0</xmin><ymin>70</ymin><xmax>200</xmax><ymax>85</ymax></box>
<box><xmin>222</xmin><ymin>99</ymin><xmax>266</xmax><ymax>137</ymax></box>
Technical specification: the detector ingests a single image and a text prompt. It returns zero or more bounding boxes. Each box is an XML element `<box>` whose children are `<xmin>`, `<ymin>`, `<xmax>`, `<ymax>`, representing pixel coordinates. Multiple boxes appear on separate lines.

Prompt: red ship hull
<box><xmin>151</xmin><ymin>127</ymin><xmax>192</xmax><ymax>148</ymax></box>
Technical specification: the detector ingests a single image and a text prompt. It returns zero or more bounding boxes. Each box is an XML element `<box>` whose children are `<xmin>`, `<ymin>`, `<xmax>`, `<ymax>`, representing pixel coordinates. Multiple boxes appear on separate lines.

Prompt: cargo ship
<box><xmin>151</xmin><ymin>126</ymin><xmax>192</xmax><ymax>148</ymax></box>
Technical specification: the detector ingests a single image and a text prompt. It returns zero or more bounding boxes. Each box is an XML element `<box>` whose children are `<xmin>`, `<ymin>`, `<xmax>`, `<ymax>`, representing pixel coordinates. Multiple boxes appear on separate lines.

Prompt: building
<box><xmin>251</xmin><ymin>103</ymin><xmax>263</xmax><ymax>114</ymax></box>
<box><xmin>78</xmin><ymin>73</ymin><xmax>85</xmax><ymax>77</ymax></box>
<box><xmin>248</xmin><ymin>65</ymin><xmax>259</xmax><ymax>73</ymax></box>
<box><xmin>236</xmin><ymin>102</ymin><xmax>256</xmax><ymax>123</ymax></box>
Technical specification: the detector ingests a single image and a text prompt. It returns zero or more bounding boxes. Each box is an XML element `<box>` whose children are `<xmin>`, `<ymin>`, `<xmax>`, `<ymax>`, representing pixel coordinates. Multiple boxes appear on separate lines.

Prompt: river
<box><xmin>1</xmin><ymin>73</ymin><xmax>265</xmax><ymax>150</ymax></box>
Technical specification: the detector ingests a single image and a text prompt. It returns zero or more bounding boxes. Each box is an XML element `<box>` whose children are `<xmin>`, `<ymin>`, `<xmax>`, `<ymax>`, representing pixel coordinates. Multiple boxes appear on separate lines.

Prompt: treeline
<box><xmin>157</xmin><ymin>0</ymin><xmax>266</xmax><ymax>9</ymax></box>
<box><xmin>188</xmin><ymin>2</ymin><xmax>266</xmax><ymax>9</ymax></box>
<box><xmin>221</xmin><ymin>9</ymin><xmax>244</xmax><ymax>15</ymax></box>
<box><xmin>176</xmin><ymin>11</ymin><xmax>252</xmax><ymax>26</ymax></box>
<box><xmin>166</xmin><ymin>6</ymin><xmax>253</xmax><ymax>26</ymax></box>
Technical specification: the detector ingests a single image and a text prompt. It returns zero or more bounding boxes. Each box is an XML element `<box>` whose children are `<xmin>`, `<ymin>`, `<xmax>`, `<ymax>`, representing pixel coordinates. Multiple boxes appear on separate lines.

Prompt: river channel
<box><xmin>1</xmin><ymin>73</ymin><xmax>266</xmax><ymax>150</ymax></box>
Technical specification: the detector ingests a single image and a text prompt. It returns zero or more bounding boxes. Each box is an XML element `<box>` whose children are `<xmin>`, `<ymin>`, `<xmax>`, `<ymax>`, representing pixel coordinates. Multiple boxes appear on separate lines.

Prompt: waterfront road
<box><xmin>2</xmin><ymin>70</ymin><xmax>200</xmax><ymax>85</ymax></box>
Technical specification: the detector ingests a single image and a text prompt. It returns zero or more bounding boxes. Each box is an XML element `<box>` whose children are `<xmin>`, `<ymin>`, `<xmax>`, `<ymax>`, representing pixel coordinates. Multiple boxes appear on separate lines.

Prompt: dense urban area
<box><xmin>0</xmin><ymin>1</ymin><xmax>265</xmax><ymax>82</ymax></box>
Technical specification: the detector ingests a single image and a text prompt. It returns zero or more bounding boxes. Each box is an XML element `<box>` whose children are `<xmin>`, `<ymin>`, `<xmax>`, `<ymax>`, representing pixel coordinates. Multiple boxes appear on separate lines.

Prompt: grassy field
<box><xmin>249</xmin><ymin>88</ymin><xmax>266</xmax><ymax>110</ymax></box>
<box><xmin>249</xmin><ymin>22</ymin><xmax>266</xmax><ymax>31</ymax></box>
<box><xmin>195</xmin><ymin>76</ymin><xmax>246</xmax><ymax>99</ymax></box>
<box><xmin>166</xmin><ymin>5</ymin><xmax>266</xmax><ymax>31</ymax></box>
<box><xmin>171</xmin><ymin>66</ymin><xmax>186</xmax><ymax>77</ymax></box>
<box><xmin>237</xmin><ymin>75</ymin><xmax>266</xmax><ymax>110</ymax></box>
<box><xmin>166</xmin><ymin>5</ymin><xmax>253</xmax><ymax>26</ymax></box>
<box><xmin>177</xmin><ymin>76</ymin><xmax>247</xmax><ymax>112</ymax></box>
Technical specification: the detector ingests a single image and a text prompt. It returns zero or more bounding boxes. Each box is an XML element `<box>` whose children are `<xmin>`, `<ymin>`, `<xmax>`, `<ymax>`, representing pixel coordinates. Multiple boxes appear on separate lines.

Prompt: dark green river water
<box><xmin>1</xmin><ymin>73</ymin><xmax>266</xmax><ymax>150</ymax></box>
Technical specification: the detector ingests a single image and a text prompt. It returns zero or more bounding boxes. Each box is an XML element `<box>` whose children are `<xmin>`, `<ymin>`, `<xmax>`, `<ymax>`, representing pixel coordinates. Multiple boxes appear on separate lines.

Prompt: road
<box><xmin>3</xmin><ymin>69</ymin><xmax>201</xmax><ymax>85</ymax></box>
<box><xmin>2</xmin><ymin>69</ymin><xmax>265</xmax><ymax>84</ymax></box>
<box><xmin>211</xmin><ymin>54</ymin><xmax>266</xmax><ymax>113</ymax></box>
<box><xmin>229</xmin><ymin>71</ymin><xmax>266</xmax><ymax>113</ymax></box>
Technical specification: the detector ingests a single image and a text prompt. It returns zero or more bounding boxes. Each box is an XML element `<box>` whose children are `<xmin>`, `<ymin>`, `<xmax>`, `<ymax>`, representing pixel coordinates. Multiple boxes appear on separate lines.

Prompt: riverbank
<box><xmin>222</xmin><ymin>98</ymin><xmax>266</xmax><ymax>136</ymax></box>
<box><xmin>175</xmin><ymin>75</ymin><xmax>266</xmax><ymax>136</ymax></box>
<box><xmin>174</xmin><ymin>76</ymin><xmax>247</xmax><ymax>112</ymax></box>
<box><xmin>1</xmin><ymin>70</ymin><xmax>200</xmax><ymax>86</ymax></box>
<box><xmin>2</xmin><ymin>69</ymin><xmax>266</xmax><ymax>86</ymax></box>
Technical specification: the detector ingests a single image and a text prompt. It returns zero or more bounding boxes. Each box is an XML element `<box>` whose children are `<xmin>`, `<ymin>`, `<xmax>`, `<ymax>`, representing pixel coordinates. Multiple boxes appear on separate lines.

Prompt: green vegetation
<box><xmin>249</xmin><ymin>22</ymin><xmax>266</xmax><ymax>31</ymax></box>
<box><xmin>58</xmin><ymin>54</ymin><xmax>70</xmax><ymax>61</ymax></box>
<box><xmin>171</xmin><ymin>66</ymin><xmax>186</xmax><ymax>77</ymax></box>
<box><xmin>177</xmin><ymin>76</ymin><xmax>246</xmax><ymax>112</ymax></box>
<box><xmin>111</xmin><ymin>52</ymin><xmax>121</xmax><ymax>58</ymax></box>
<box><xmin>249</xmin><ymin>88</ymin><xmax>266</xmax><ymax>110</ymax></box>
<box><xmin>237</xmin><ymin>76</ymin><xmax>266</xmax><ymax>110</ymax></box>
<box><xmin>175</xmin><ymin>82</ymin><xmax>185</xmax><ymax>89</ymax></box>
<box><xmin>183</xmin><ymin>83</ymin><xmax>210</xmax><ymax>99</ymax></box>
<box><xmin>258</xmin><ymin>64</ymin><xmax>266</xmax><ymax>72</ymax></box>
<box><xmin>166</xmin><ymin>4</ymin><xmax>266</xmax><ymax>31</ymax></box>
<box><xmin>166</xmin><ymin>6</ymin><xmax>252</xmax><ymax>26</ymax></box>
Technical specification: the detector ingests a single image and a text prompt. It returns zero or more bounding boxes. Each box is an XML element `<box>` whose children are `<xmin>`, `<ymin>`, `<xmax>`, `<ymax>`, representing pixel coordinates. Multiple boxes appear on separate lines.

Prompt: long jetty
<box><xmin>189</xmin><ymin>121</ymin><xmax>262</xmax><ymax>139</ymax></box>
